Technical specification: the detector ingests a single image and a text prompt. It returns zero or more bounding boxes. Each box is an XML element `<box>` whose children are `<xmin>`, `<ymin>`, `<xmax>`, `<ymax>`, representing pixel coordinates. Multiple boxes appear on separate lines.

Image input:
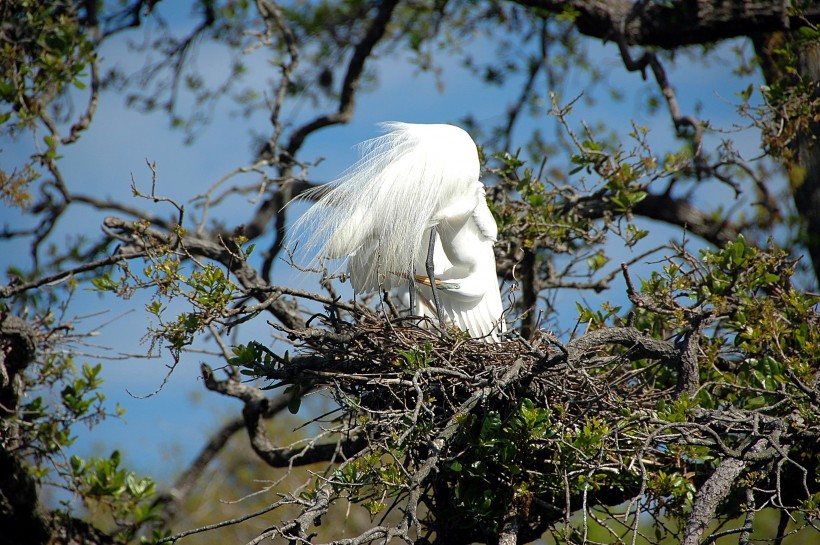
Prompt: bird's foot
<box><xmin>413</xmin><ymin>274</ymin><xmax>460</xmax><ymax>290</ymax></box>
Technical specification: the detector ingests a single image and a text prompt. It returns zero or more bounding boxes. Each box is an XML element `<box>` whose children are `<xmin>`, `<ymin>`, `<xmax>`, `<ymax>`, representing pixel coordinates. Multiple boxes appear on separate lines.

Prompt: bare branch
<box><xmin>151</xmin><ymin>416</ymin><xmax>246</xmax><ymax>521</ymax></box>
<box><xmin>283</xmin><ymin>0</ymin><xmax>401</xmax><ymax>159</ymax></box>
<box><xmin>62</xmin><ymin>55</ymin><xmax>100</xmax><ymax>145</ymax></box>
<box><xmin>251</xmin><ymin>0</ymin><xmax>401</xmax><ymax>281</ymax></box>
<box><xmin>254</xmin><ymin>0</ymin><xmax>299</xmax><ymax>160</ymax></box>
<box><xmin>613</xmin><ymin>32</ymin><xmax>705</xmax><ymax>169</ymax></box>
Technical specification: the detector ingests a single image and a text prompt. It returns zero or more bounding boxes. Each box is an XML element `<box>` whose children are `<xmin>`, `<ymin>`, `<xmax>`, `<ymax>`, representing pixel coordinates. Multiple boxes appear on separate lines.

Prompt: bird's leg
<box><xmin>408</xmin><ymin>268</ymin><xmax>416</xmax><ymax>316</ymax></box>
<box><xmin>426</xmin><ymin>227</ymin><xmax>446</xmax><ymax>328</ymax></box>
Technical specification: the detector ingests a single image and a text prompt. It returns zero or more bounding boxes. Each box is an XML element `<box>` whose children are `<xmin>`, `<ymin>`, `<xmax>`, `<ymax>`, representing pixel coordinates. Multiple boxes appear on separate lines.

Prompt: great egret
<box><xmin>291</xmin><ymin>122</ymin><xmax>505</xmax><ymax>342</ymax></box>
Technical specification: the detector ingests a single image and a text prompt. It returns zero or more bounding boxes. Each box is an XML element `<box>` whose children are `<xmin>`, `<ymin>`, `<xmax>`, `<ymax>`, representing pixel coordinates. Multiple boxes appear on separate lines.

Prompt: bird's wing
<box><xmin>470</xmin><ymin>191</ymin><xmax>498</xmax><ymax>242</ymax></box>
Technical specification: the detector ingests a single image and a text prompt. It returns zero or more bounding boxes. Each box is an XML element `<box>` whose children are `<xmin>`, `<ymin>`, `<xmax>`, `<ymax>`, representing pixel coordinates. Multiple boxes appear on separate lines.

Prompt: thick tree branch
<box><xmin>498</xmin><ymin>500</ymin><xmax>520</xmax><ymax>545</ymax></box>
<box><xmin>201</xmin><ymin>363</ymin><xmax>366</xmax><ymax>468</ymax></box>
<box><xmin>566</xmin><ymin>326</ymin><xmax>680</xmax><ymax>366</ymax></box>
<box><xmin>675</xmin><ymin>312</ymin><xmax>709</xmax><ymax>397</ymax></box>
<box><xmin>682</xmin><ymin>444</ymin><xmax>757</xmax><ymax>545</ymax></box>
<box><xmin>0</xmin><ymin>314</ymin><xmax>50</xmax><ymax>545</ymax></box>
<box><xmin>569</xmin><ymin>190</ymin><xmax>740</xmax><ymax>246</ymax></box>
<box><xmin>47</xmin><ymin>512</ymin><xmax>115</xmax><ymax>545</ymax></box>
<box><xmin>754</xmin><ymin>32</ymin><xmax>820</xmax><ymax>286</ymax></box>
<box><xmin>512</xmin><ymin>0</ymin><xmax>819</xmax><ymax>48</ymax></box>
<box><xmin>1</xmin><ymin>315</ymin><xmax>118</xmax><ymax>545</ymax></box>
<box><xmin>634</xmin><ymin>192</ymin><xmax>737</xmax><ymax>245</ymax></box>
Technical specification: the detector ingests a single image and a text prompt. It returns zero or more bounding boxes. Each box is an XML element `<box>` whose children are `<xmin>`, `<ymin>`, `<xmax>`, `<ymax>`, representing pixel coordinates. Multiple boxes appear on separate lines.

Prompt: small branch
<box><xmin>102</xmin><ymin>216</ymin><xmax>305</xmax><ymax>329</ymax></box>
<box><xmin>251</xmin><ymin>0</ymin><xmax>301</xmax><ymax>281</ymax></box>
<box><xmin>621</xmin><ymin>263</ymin><xmax>675</xmax><ymax>315</ymax></box>
<box><xmin>157</xmin><ymin>497</ymin><xmax>294</xmax><ymax>544</ymax></box>
<box><xmin>738</xmin><ymin>487</ymin><xmax>755</xmax><ymax>545</ymax></box>
<box><xmin>613</xmin><ymin>32</ymin><xmax>705</xmax><ymax>171</ymax></box>
<box><xmin>247</xmin><ymin>0</ymin><xmax>400</xmax><ymax>281</ymax></box>
<box><xmin>62</xmin><ymin>56</ymin><xmax>100</xmax><ymax>145</ymax></box>
<box><xmin>0</xmin><ymin>249</ymin><xmax>148</xmax><ymax>300</ymax></box>
<box><xmin>151</xmin><ymin>416</ymin><xmax>246</xmax><ymax>521</ymax></box>
<box><xmin>254</xmin><ymin>0</ymin><xmax>299</xmax><ymax>159</ymax></box>
<box><xmin>501</xmin><ymin>18</ymin><xmax>549</xmax><ymax>153</ymax></box>
<box><xmin>283</xmin><ymin>0</ymin><xmax>401</xmax><ymax>159</ymax></box>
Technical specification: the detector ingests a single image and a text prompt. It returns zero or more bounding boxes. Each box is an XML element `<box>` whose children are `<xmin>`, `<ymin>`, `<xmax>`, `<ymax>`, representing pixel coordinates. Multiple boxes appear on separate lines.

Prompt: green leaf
<box><xmin>285</xmin><ymin>384</ymin><xmax>301</xmax><ymax>414</ymax></box>
<box><xmin>90</xmin><ymin>274</ymin><xmax>118</xmax><ymax>292</ymax></box>
<box><xmin>288</xmin><ymin>396</ymin><xmax>301</xmax><ymax>414</ymax></box>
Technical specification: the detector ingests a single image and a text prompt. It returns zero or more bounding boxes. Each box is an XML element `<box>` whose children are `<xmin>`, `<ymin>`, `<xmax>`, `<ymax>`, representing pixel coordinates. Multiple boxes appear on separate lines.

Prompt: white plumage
<box><xmin>290</xmin><ymin>122</ymin><xmax>505</xmax><ymax>342</ymax></box>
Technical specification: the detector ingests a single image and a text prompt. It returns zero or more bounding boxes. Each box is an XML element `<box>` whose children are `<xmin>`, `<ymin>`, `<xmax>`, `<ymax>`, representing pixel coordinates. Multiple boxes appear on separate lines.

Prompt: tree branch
<box><xmin>511</xmin><ymin>0</ymin><xmax>819</xmax><ymax>48</ymax></box>
<box><xmin>0</xmin><ymin>314</ymin><xmax>50</xmax><ymax>545</ymax></box>
<box><xmin>62</xmin><ymin>55</ymin><xmax>100</xmax><ymax>145</ymax></box>
<box><xmin>241</xmin><ymin>0</ymin><xmax>401</xmax><ymax>283</ymax></box>
<box><xmin>151</xmin><ymin>416</ymin><xmax>245</xmax><ymax>521</ymax></box>
<box><xmin>283</xmin><ymin>0</ymin><xmax>401</xmax><ymax>159</ymax></box>
<box><xmin>0</xmin><ymin>249</ymin><xmax>148</xmax><ymax>300</ymax></box>
<box><xmin>633</xmin><ymin>192</ymin><xmax>737</xmax><ymax>246</ymax></box>
<box><xmin>201</xmin><ymin>364</ymin><xmax>366</xmax><ymax>468</ymax></box>
<box><xmin>612</xmin><ymin>31</ymin><xmax>706</xmax><ymax>170</ymax></box>
<box><xmin>498</xmin><ymin>500</ymin><xmax>520</xmax><ymax>545</ymax></box>
<box><xmin>566</xmin><ymin>326</ymin><xmax>680</xmax><ymax>367</ymax></box>
<box><xmin>102</xmin><ymin>216</ymin><xmax>305</xmax><ymax>329</ymax></box>
<box><xmin>682</xmin><ymin>441</ymin><xmax>763</xmax><ymax>545</ymax></box>
<box><xmin>675</xmin><ymin>312</ymin><xmax>709</xmax><ymax>397</ymax></box>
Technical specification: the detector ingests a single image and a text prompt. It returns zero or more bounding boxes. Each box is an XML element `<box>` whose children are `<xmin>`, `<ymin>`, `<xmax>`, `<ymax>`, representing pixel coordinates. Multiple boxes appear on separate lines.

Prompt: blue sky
<box><xmin>0</xmin><ymin>5</ymin><xmax>771</xmax><ymax>492</ymax></box>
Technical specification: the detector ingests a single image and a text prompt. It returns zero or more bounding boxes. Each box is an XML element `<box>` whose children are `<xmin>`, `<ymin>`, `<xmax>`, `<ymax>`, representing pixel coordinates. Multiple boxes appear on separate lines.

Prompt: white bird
<box><xmin>290</xmin><ymin>122</ymin><xmax>505</xmax><ymax>342</ymax></box>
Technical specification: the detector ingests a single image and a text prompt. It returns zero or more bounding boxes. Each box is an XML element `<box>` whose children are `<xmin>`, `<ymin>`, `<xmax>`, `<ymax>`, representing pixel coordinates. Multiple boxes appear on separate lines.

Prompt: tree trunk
<box><xmin>0</xmin><ymin>313</ymin><xmax>50</xmax><ymax>545</ymax></box>
<box><xmin>793</xmin><ymin>41</ymin><xmax>820</xmax><ymax>285</ymax></box>
<box><xmin>754</xmin><ymin>32</ymin><xmax>820</xmax><ymax>287</ymax></box>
